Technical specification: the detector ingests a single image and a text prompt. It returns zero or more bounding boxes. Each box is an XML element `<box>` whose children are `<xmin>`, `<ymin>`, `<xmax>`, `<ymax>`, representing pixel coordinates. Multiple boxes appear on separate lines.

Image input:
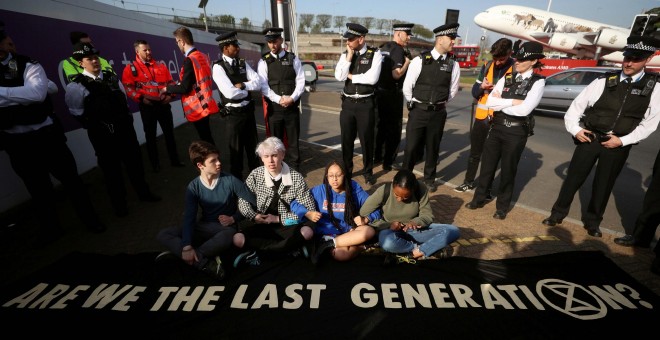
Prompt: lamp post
<box><xmin>198</xmin><ymin>0</ymin><xmax>209</xmax><ymax>32</ymax></box>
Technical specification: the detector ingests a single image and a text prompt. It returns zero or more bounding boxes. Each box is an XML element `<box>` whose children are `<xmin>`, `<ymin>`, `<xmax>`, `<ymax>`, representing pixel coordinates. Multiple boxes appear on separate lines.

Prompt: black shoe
<box><xmin>382</xmin><ymin>164</ymin><xmax>392</xmax><ymax>172</ymax></box>
<box><xmin>465</xmin><ymin>201</ymin><xmax>485</xmax><ymax>210</ymax></box>
<box><xmin>152</xmin><ymin>164</ymin><xmax>161</xmax><ymax>173</ymax></box>
<box><xmin>202</xmin><ymin>256</ymin><xmax>226</xmax><ymax>281</ymax></box>
<box><xmin>312</xmin><ymin>240</ymin><xmax>335</xmax><ymax>265</ymax></box>
<box><xmin>363</xmin><ymin>173</ymin><xmax>376</xmax><ymax>185</ymax></box>
<box><xmin>651</xmin><ymin>258</ymin><xmax>660</xmax><ymax>276</ymax></box>
<box><xmin>542</xmin><ymin>217</ymin><xmax>563</xmax><ymax>226</ymax></box>
<box><xmin>171</xmin><ymin>161</ymin><xmax>186</xmax><ymax>167</ymax></box>
<box><xmin>484</xmin><ymin>193</ymin><xmax>495</xmax><ymax>202</ymax></box>
<box><xmin>424</xmin><ymin>180</ymin><xmax>437</xmax><ymax>193</ymax></box>
<box><xmin>233</xmin><ymin>251</ymin><xmax>261</xmax><ymax>268</ymax></box>
<box><xmin>114</xmin><ymin>205</ymin><xmax>129</xmax><ymax>217</ymax></box>
<box><xmin>585</xmin><ymin>226</ymin><xmax>602</xmax><ymax>238</ymax></box>
<box><xmin>613</xmin><ymin>234</ymin><xmax>635</xmax><ymax>247</ymax></box>
<box><xmin>139</xmin><ymin>193</ymin><xmax>162</xmax><ymax>202</ymax></box>
<box><xmin>391</xmin><ymin>163</ymin><xmax>403</xmax><ymax>171</ymax></box>
<box><xmin>493</xmin><ymin>210</ymin><xmax>507</xmax><ymax>220</ymax></box>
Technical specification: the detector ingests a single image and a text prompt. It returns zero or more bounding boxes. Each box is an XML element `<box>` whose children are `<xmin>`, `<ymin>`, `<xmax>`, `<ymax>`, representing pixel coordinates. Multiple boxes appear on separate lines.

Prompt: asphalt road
<box><xmin>292</xmin><ymin>77</ymin><xmax>660</xmax><ymax>236</ymax></box>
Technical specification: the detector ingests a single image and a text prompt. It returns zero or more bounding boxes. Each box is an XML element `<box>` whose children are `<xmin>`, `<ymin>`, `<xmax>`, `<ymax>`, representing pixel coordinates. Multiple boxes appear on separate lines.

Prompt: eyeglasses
<box><xmin>327</xmin><ymin>174</ymin><xmax>344</xmax><ymax>179</ymax></box>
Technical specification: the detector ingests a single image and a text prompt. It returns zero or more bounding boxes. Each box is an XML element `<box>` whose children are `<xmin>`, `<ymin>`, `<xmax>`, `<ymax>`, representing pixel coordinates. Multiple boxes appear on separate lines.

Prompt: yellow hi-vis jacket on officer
<box><xmin>178</xmin><ymin>50</ymin><xmax>219</xmax><ymax>122</ymax></box>
<box><xmin>121</xmin><ymin>56</ymin><xmax>174</xmax><ymax>103</ymax></box>
<box><xmin>474</xmin><ymin>61</ymin><xmax>513</xmax><ymax>120</ymax></box>
<box><xmin>61</xmin><ymin>56</ymin><xmax>115</xmax><ymax>85</ymax></box>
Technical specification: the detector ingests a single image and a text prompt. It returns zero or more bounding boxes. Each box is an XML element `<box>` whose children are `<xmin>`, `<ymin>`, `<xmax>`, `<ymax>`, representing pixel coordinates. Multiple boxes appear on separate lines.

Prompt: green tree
<box><xmin>376</xmin><ymin>19</ymin><xmax>388</xmax><ymax>34</ymax></box>
<box><xmin>217</xmin><ymin>14</ymin><xmax>235</xmax><ymax>27</ymax></box>
<box><xmin>300</xmin><ymin>13</ymin><xmax>315</xmax><ymax>32</ymax></box>
<box><xmin>334</xmin><ymin>15</ymin><xmax>346</xmax><ymax>32</ymax></box>
<box><xmin>347</xmin><ymin>16</ymin><xmax>361</xmax><ymax>26</ymax></box>
<box><xmin>311</xmin><ymin>23</ymin><xmax>323</xmax><ymax>34</ymax></box>
<box><xmin>361</xmin><ymin>17</ymin><xmax>374</xmax><ymax>31</ymax></box>
<box><xmin>316</xmin><ymin>14</ymin><xmax>332</xmax><ymax>33</ymax></box>
<box><xmin>239</xmin><ymin>17</ymin><xmax>251</xmax><ymax>30</ymax></box>
<box><xmin>412</xmin><ymin>25</ymin><xmax>433</xmax><ymax>39</ymax></box>
<box><xmin>262</xmin><ymin>19</ymin><xmax>272</xmax><ymax>28</ymax></box>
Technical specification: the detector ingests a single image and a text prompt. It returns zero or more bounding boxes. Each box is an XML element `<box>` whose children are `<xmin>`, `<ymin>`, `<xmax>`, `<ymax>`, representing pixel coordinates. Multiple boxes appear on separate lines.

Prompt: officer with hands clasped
<box><xmin>542</xmin><ymin>35</ymin><xmax>660</xmax><ymax>237</ymax></box>
<box><xmin>257</xmin><ymin>27</ymin><xmax>306</xmax><ymax>171</ymax></box>
<box><xmin>334</xmin><ymin>23</ymin><xmax>383</xmax><ymax>185</ymax></box>
<box><xmin>212</xmin><ymin>31</ymin><xmax>261</xmax><ymax>180</ymax></box>
<box><xmin>122</xmin><ymin>39</ymin><xmax>185</xmax><ymax>173</ymax></box>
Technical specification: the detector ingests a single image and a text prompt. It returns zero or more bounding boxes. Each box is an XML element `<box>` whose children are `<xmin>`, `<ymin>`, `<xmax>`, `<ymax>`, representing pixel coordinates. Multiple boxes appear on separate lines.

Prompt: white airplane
<box><xmin>474</xmin><ymin>4</ymin><xmax>660</xmax><ymax>66</ymax></box>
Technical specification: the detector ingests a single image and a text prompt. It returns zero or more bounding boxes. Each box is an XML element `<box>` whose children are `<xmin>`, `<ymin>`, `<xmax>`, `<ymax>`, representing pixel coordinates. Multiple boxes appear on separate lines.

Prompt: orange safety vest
<box><xmin>121</xmin><ymin>56</ymin><xmax>174</xmax><ymax>102</ymax></box>
<box><xmin>180</xmin><ymin>50</ymin><xmax>219</xmax><ymax>122</ymax></box>
<box><xmin>475</xmin><ymin>62</ymin><xmax>513</xmax><ymax>120</ymax></box>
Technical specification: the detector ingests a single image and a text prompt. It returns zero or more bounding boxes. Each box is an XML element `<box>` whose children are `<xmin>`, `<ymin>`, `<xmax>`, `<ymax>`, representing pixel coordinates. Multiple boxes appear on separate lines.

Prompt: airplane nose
<box><xmin>474</xmin><ymin>12</ymin><xmax>487</xmax><ymax>27</ymax></box>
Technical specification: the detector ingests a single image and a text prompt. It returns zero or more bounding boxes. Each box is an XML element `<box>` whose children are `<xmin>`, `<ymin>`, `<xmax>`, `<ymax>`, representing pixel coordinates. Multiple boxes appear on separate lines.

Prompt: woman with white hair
<box><xmin>233</xmin><ymin>136</ymin><xmax>317</xmax><ymax>267</ymax></box>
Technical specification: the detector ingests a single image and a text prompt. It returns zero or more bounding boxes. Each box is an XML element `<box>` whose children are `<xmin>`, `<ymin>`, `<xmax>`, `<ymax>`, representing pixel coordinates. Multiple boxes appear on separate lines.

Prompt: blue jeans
<box><xmin>378</xmin><ymin>223</ymin><xmax>460</xmax><ymax>257</ymax></box>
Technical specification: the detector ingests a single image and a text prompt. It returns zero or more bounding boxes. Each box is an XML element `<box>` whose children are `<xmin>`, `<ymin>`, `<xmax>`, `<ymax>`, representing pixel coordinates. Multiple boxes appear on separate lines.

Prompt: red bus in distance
<box><xmin>452</xmin><ymin>45</ymin><xmax>480</xmax><ymax>68</ymax></box>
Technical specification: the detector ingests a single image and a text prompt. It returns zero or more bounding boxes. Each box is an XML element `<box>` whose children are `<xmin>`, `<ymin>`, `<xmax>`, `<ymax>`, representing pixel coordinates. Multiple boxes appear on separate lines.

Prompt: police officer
<box><xmin>0</xmin><ymin>27</ymin><xmax>105</xmax><ymax>246</ymax></box>
<box><xmin>614</xmin><ymin>145</ymin><xmax>660</xmax><ymax>275</ymax></box>
<box><xmin>122</xmin><ymin>39</ymin><xmax>185</xmax><ymax>173</ymax></box>
<box><xmin>465</xmin><ymin>41</ymin><xmax>546</xmax><ymax>220</ymax></box>
<box><xmin>162</xmin><ymin>26</ymin><xmax>219</xmax><ymax>146</ymax></box>
<box><xmin>375</xmin><ymin>23</ymin><xmax>413</xmax><ymax>172</ymax></box>
<box><xmin>65</xmin><ymin>43</ymin><xmax>161</xmax><ymax>217</ymax></box>
<box><xmin>212</xmin><ymin>31</ymin><xmax>261</xmax><ymax>180</ymax></box>
<box><xmin>402</xmin><ymin>23</ymin><xmax>461</xmax><ymax>192</ymax></box>
<box><xmin>542</xmin><ymin>36</ymin><xmax>660</xmax><ymax>237</ymax></box>
<box><xmin>61</xmin><ymin>31</ymin><xmax>115</xmax><ymax>85</ymax></box>
<box><xmin>334</xmin><ymin>23</ymin><xmax>383</xmax><ymax>185</ymax></box>
<box><xmin>455</xmin><ymin>38</ymin><xmax>514</xmax><ymax>195</ymax></box>
<box><xmin>257</xmin><ymin>27</ymin><xmax>305</xmax><ymax>171</ymax></box>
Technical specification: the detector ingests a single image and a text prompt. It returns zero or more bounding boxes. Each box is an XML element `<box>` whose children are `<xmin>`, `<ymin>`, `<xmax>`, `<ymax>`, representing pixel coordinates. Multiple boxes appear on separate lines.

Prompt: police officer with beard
<box><xmin>65</xmin><ymin>43</ymin><xmax>161</xmax><ymax>217</ymax></box>
<box><xmin>374</xmin><ymin>23</ymin><xmax>413</xmax><ymax>172</ymax></box>
<box><xmin>335</xmin><ymin>23</ymin><xmax>383</xmax><ymax>185</ymax></box>
<box><xmin>212</xmin><ymin>31</ymin><xmax>261</xmax><ymax>180</ymax></box>
<box><xmin>543</xmin><ymin>36</ymin><xmax>660</xmax><ymax>237</ymax></box>
<box><xmin>0</xmin><ymin>25</ymin><xmax>105</xmax><ymax>246</ymax></box>
<box><xmin>402</xmin><ymin>23</ymin><xmax>461</xmax><ymax>192</ymax></box>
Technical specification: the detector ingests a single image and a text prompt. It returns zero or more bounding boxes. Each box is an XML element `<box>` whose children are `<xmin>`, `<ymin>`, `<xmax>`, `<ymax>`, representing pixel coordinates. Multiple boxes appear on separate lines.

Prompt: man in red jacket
<box><xmin>122</xmin><ymin>39</ymin><xmax>184</xmax><ymax>173</ymax></box>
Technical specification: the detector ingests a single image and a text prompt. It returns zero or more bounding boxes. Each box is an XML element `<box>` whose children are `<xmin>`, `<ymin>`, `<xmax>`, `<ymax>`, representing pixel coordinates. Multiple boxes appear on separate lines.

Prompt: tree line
<box><xmin>297</xmin><ymin>14</ymin><xmax>434</xmax><ymax>39</ymax></box>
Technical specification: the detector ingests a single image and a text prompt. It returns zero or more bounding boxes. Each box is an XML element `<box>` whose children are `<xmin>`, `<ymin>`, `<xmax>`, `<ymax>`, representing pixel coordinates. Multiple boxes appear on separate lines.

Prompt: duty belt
<box><xmin>419</xmin><ymin>103</ymin><xmax>446</xmax><ymax>111</ymax></box>
<box><xmin>341</xmin><ymin>94</ymin><xmax>374</xmax><ymax>103</ymax></box>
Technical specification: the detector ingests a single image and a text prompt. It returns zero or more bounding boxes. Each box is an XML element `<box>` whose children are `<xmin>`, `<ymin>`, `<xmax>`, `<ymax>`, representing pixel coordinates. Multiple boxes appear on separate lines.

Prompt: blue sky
<box><xmin>99</xmin><ymin>0</ymin><xmax>659</xmax><ymax>45</ymax></box>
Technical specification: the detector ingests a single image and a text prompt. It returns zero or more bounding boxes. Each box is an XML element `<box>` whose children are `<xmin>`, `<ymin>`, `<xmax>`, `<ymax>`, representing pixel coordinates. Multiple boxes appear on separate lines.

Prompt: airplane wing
<box><xmin>529</xmin><ymin>32</ymin><xmax>553</xmax><ymax>43</ymax></box>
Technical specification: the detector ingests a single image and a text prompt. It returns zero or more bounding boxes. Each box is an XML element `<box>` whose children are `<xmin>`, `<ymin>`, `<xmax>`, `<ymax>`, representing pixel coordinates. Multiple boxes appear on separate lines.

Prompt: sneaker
<box><xmin>454</xmin><ymin>182</ymin><xmax>476</xmax><ymax>193</ymax></box>
<box><xmin>202</xmin><ymin>256</ymin><xmax>226</xmax><ymax>280</ymax></box>
<box><xmin>312</xmin><ymin>240</ymin><xmax>335</xmax><ymax>265</ymax></box>
<box><xmin>428</xmin><ymin>246</ymin><xmax>454</xmax><ymax>259</ymax></box>
<box><xmin>155</xmin><ymin>251</ymin><xmax>176</xmax><ymax>262</ymax></box>
<box><xmin>233</xmin><ymin>251</ymin><xmax>261</xmax><ymax>268</ymax></box>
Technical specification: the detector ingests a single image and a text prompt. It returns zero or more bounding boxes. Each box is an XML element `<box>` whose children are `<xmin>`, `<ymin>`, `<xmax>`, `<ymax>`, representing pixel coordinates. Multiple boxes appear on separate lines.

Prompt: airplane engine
<box><xmin>547</xmin><ymin>33</ymin><xmax>579</xmax><ymax>51</ymax></box>
<box><xmin>592</xmin><ymin>28</ymin><xmax>627</xmax><ymax>50</ymax></box>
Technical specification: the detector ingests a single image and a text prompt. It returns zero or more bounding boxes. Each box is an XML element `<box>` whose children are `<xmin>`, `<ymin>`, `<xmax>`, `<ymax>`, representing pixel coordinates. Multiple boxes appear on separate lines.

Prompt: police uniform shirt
<box><xmin>0</xmin><ymin>52</ymin><xmax>53</xmax><ymax>133</ymax></box>
<box><xmin>564</xmin><ymin>70</ymin><xmax>660</xmax><ymax>146</ymax></box>
<box><xmin>64</xmin><ymin>69</ymin><xmax>105</xmax><ymax>117</ymax></box>
<box><xmin>485</xmin><ymin>68</ymin><xmax>544</xmax><ymax>118</ymax></box>
<box><xmin>334</xmin><ymin>44</ymin><xmax>383</xmax><ymax>92</ymax></box>
<box><xmin>402</xmin><ymin>48</ymin><xmax>460</xmax><ymax>103</ymax></box>
<box><xmin>211</xmin><ymin>55</ymin><xmax>260</xmax><ymax>107</ymax></box>
<box><xmin>256</xmin><ymin>49</ymin><xmax>305</xmax><ymax>103</ymax></box>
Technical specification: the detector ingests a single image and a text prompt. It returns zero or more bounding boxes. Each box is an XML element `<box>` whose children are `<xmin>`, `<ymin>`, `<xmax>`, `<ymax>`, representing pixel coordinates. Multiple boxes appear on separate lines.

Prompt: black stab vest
<box><xmin>411</xmin><ymin>51</ymin><xmax>454</xmax><ymax>103</ymax></box>
<box><xmin>343</xmin><ymin>47</ymin><xmax>376</xmax><ymax>95</ymax></box>
<box><xmin>0</xmin><ymin>54</ymin><xmax>51</xmax><ymax>129</ymax></box>
<box><xmin>262</xmin><ymin>51</ymin><xmax>297</xmax><ymax>96</ymax></box>
<box><xmin>215</xmin><ymin>58</ymin><xmax>249</xmax><ymax>104</ymax></box>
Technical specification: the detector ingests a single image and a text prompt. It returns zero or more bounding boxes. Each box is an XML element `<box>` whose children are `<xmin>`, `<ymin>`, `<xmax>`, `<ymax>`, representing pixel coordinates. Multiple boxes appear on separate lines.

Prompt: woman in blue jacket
<box><xmin>292</xmin><ymin>161</ymin><xmax>381</xmax><ymax>264</ymax></box>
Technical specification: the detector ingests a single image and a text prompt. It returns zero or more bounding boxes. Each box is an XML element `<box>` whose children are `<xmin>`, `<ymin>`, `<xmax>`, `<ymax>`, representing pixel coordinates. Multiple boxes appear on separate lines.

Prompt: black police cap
<box><xmin>215</xmin><ymin>31</ymin><xmax>240</xmax><ymax>46</ymax></box>
<box><xmin>433</xmin><ymin>23</ymin><xmax>460</xmax><ymax>38</ymax></box>
<box><xmin>71</xmin><ymin>42</ymin><xmax>100</xmax><ymax>60</ymax></box>
<box><xmin>343</xmin><ymin>23</ymin><xmax>368</xmax><ymax>39</ymax></box>
<box><xmin>262</xmin><ymin>27</ymin><xmax>283</xmax><ymax>41</ymax></box>
<box><xmin>623</xmin><ymin>35</ymin><xmax>660</xmax><ymax>58</ymax></box>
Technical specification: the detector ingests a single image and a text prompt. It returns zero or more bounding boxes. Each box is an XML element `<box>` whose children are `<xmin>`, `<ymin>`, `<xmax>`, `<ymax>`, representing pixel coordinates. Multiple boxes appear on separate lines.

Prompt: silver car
<box><xmin>535</xmin><ymin>66</ymin><xmax>619</xmax><ymax>117</ymax></box>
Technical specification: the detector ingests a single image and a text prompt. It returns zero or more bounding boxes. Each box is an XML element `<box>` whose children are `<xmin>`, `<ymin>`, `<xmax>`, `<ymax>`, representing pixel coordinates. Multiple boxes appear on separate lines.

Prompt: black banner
<box><xmin>1</xmin><ymin>251</ymin><xmax>658</xmax><ymax>338</ymax></box>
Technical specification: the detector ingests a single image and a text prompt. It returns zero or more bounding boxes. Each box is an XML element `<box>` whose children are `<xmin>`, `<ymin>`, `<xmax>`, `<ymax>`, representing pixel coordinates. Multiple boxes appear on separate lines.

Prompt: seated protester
<box><xmin>290</xmin><ymin>160</ymin><xmax>381</xmax><ymax>265</ymax></box>
<box><xmin>233</xmin><ymin>136</ymin><xmax>317</xmax><ymax>267</ymax></box>
<box><xmin>156</xmin><ymin>141</ymin><xmax>255</xmax><ymax>280</ymax></box>
<box><xmin>357</xmin><ymin>169</ymin><xmax>460</xmax><ymax>264</ymax></box>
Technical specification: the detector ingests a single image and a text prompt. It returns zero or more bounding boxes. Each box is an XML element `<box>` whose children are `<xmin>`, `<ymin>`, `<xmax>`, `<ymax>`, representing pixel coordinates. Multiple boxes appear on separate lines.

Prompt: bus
<box><xmin>451</xmin><ymin>45</ymin><xmax>480</xmax><ymax>68</ymax></box>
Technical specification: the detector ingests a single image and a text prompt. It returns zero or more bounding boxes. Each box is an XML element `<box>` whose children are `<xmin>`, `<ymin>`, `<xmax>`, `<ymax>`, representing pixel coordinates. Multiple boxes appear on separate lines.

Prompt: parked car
<box><xmin>535</xmin><ymin>66</ymin><xmax>619</xmax><ymax>117</ymax></box>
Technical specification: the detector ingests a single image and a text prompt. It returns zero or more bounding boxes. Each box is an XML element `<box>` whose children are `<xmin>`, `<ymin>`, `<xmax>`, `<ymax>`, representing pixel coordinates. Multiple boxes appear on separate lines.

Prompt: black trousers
<box><xmin>138</xmin><ymin>102</ymin><xmax>181</xmax><ymax>168</ymax></box>
<box><xmin>464</xmin><ymin>117</ymin><xmax>491</xmax><ymax>184</ymax></box>
<box><xmin>375</xmin><ymin>89</ymin><xmax>404</xmax><ymax>167</ymax></box>
<box><xmin>549</xmin><ymin>139</ymin><xmax>632</xmax><ymax>228</ymax></box>
<box><xmin>218</xmin><ymin>103</ymin><xmax>259</xmax><ymax>180</ymax></box>
<box><xmin>472</xmin><ymin>124</ymin><xmax>528</xmax><ymax>212</ymax></box>
<box><xmin>1</xmin><ymin>124</ymin><xmax>100</xmax><ymax>232</ymax></box>
<box><xmin>192</xmin><ymin>115</ymin><xmax>215</xmax><ymax>146</ymax></box>
<box><xmin>340</xmin><ymin>97</ymin><xmax>375</xmax><ymax>175</ymax></box>
<box><xmin>241</xmin><ymin>222</ymin><xmax>306</xmax><ymax>258</ymax></box>
<box><xmin>403</xmin><ymin>107</ymin><xmax>447</xmax><ymax>181</ymax></box>
<box><xmin>267</xmin><ymin>102</ymin><xmax>301</xmax><ymax>169</ymax></box>
<box><xmin>87</xmin><ymin>118</ymin><xmax>152</xmax><ymax>212</ymax></box>
<box><xmin>632</xmin><ymin>148</ymin><xmax>660</xmax><ymax>252</ymax></box>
